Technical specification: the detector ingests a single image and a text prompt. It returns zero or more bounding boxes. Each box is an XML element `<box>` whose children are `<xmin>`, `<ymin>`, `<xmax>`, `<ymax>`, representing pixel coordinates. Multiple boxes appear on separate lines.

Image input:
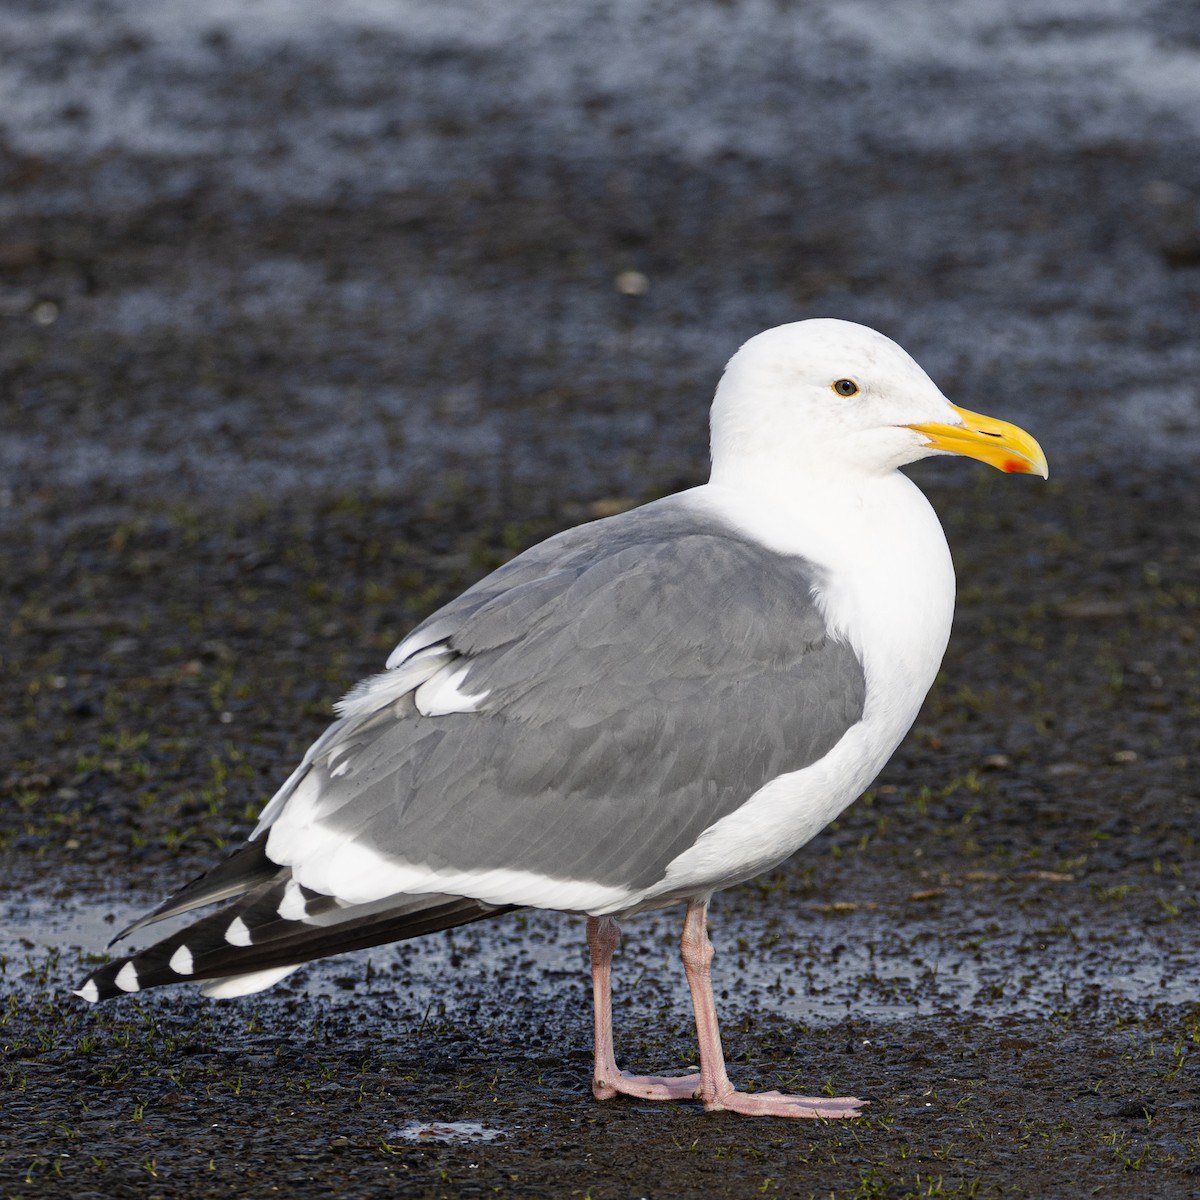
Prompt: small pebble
<box><xmin>614</xmin><ymin>270</ymin><xmax>649</xmax><ymax>296</ymax></box>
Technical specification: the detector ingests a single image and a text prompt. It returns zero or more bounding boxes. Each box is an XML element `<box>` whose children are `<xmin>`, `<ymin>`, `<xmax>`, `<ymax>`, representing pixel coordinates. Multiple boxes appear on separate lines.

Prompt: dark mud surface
<box><xmin>3</xmin><ymin>2</ymin><xmax>1200</xmax><ymax>1197</ymax></box>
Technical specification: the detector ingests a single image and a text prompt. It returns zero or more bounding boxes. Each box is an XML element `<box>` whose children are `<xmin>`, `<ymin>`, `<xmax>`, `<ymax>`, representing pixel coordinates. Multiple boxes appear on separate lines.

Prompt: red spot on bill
<box><xmin>1003</xmin><ymin>458</ymin><xmax>1025</xmax><ymax>473</ymax></box>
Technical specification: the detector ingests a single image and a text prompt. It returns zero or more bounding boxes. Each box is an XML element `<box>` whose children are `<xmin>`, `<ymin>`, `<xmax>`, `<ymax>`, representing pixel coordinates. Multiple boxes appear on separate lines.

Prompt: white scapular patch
<box><xmin>253</xmin><ymin>646</ymin><xmax>455</xmax><ymax>839</ymax></box>
<box><xmin>385</xmin><ymin>624</ymin><xmax>455</xmax><ymax>670</ymax></box>
<box><xmin>168</xmin><ymin>945</ymin><xmax>195</xmax><ymax>975</ymax></box>
<box><xmin>277</xmin><ymin>879</ymin><xmax>308</xmax><ymax>921</ymax></box>
<box><xmin>336</xmin><ymin>644</ymin><xmax>451</xmax><ymax>719</ymax></box>
<box><xmin>114</xmin><ymin>962</ymin><xmax>140</xmax><ymax>992</ymax></box>
<box><xmin>254</xmin><ymin>637</ymin><xmax>470</xmax><ymax>842</ymax></box>
<box><xmin>225</xmin><ymin>916</ymin><xmax>253</xmax><ymax>947</ymax></box>
<box><xmin>200</xmin><ymin>964</ymin><xmax>301</xmax><ymax>999</ymax></box>
<box><xmin>413</xmin><ymin>663</ymin><xmax>490</xmax><ymax>718</ymax></box>
<box><xmin>74</xmin><ymin>979</ymin><xmax>100</xmax><ymax>1004</ymax></box>
<box><xmin>329</xmin><ymin>758</ymin><xmax>352</xmax><ymax>778</ymax></box>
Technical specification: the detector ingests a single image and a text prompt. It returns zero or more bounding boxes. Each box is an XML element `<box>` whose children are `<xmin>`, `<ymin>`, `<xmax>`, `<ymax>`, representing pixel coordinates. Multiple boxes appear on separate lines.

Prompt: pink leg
<box><xmin>680</xmin><ymin>897</ymin><xmax>866</xmax><ymax>1118</ymax></box>
<box><xmin>587</xmin><ymin>915</ymin><xmax>701</xmax><ymax>1102</ymax></box>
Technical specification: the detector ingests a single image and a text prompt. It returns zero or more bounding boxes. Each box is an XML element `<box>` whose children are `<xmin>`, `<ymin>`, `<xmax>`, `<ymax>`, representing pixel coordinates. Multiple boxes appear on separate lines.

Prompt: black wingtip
<box><xmin>106</xmin><ymin>839</ymin><xmax>279</xmax><ymax>948</ymax></box>
<box><xmin>78</xmin><ymin>889</ymin><xmax>516</xmax><ymax>1004</ymax></box>
<box><xmin>73</xmin><ymin>957</ymin><xmax>140</xmax><ymax>1003</ymax></box>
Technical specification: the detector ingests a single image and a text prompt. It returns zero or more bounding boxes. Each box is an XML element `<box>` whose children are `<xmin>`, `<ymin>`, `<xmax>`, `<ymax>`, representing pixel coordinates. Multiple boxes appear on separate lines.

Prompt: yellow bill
<box><xmin>907</xmin><ymin>405</ymin><xmax>1048</xmax><ymax>478</ymax></box>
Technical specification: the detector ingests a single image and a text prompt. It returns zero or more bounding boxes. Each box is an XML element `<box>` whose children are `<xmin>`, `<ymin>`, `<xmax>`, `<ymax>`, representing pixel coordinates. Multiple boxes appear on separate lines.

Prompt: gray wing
<box><xmin>265</xmin><ymin>499</ymin><xmax>866</xmax><ymax>895</ymax></box>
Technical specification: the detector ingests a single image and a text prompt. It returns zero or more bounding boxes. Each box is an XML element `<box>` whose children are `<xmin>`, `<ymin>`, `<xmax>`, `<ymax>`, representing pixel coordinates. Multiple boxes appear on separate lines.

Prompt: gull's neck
<box><xmin>700</xmin><ymin>456</ymin><xmax>897</xmax><ymax>563</ymax></box>
<box><xmin>695</xmin><ymin>459</ymin><xmax>957</xmax><ymax>732</ymax></box>
<box><xmin>696</xmin><ymin>453</ymin><xmax>945</xmax><ymax>585</ymax></box>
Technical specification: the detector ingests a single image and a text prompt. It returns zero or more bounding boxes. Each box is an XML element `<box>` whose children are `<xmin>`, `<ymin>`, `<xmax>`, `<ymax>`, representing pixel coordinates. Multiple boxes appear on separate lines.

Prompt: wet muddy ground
<box><xmin>3</xmin><ymin>2</ymin><xmax>1200</xmax><ymax>1197</ymax></box>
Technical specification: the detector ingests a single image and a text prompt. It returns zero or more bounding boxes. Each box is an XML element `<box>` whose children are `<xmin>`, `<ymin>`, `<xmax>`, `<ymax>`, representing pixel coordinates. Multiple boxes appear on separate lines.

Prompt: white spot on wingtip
<box><xmin>169</xmin><ymin>945</ymin><xmax>195</xmax><ymax>975</ymax></box>
<box><xmin>277</xmin><ymin>879</ymin><xmax>307</xmax><ymax>921</ymax></box>
<box><xmin>226</xmin><ymin>916</ymin><xmax>252</xmax><ymax>947</ymax></box>
<box><xmin>74</xmin><ymin>980</ymin><xmax>100</xmax><ymax>1003</ymax></box>
<box><xmin>114</xmin><ymin>962</ymin><xmax>140</xmax><ymax>992</ymax></box>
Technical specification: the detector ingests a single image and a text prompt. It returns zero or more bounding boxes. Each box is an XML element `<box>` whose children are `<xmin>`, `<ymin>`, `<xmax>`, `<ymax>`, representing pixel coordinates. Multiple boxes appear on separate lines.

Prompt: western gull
<box><xmin>75</xmin><ymin>319</ymin><xmax>1047</xmax><ymax>1119</ymax></box>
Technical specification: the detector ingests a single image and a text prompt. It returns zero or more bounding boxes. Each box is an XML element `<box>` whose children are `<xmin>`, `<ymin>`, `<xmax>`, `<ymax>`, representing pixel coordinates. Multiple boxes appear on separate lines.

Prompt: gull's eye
<box><xmin>832</xmin><ymin>378</ymin><xmax>860</xmax><ymax>398</ymax></box>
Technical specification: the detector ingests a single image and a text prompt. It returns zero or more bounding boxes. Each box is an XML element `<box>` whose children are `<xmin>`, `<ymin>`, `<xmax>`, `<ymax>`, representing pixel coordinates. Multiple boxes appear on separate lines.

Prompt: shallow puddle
<box><xmin>389</xmin><ymin>1120</ymin><xmax>505</xmax><ymax>1145</ymax></box>
<box><xmin>5</xmin><ymin>878</ymin><xmax>1195</xmax><ymax>1026</ymax></box>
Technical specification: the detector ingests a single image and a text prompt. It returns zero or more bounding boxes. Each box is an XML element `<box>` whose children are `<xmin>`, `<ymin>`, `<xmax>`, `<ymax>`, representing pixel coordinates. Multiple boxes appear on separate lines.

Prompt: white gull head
<box><xmin>709</xmin><ymin>319</ymin><xmax>1047</xmax><ymax>490</ymax></box>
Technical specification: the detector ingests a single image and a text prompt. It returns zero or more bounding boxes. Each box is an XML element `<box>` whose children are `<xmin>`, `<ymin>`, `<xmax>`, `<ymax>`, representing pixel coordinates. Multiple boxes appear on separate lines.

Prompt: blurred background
<box><xmin>2</xmin><ymin>4</ymin><xmax>1199</xmax><ymax>1195</ymax></box>
<box><xmin>1</xmin><ymin>0</ymin><xmax>1198</xmax><ymax>513</ymax></box>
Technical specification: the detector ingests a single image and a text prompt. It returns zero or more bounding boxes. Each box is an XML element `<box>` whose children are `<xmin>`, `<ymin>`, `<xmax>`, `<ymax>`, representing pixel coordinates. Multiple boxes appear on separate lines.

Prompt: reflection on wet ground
<box><xmin>5</xmin><ymin>878</ymin><xmax>1196</xmax><ymax>1025</ymax></box>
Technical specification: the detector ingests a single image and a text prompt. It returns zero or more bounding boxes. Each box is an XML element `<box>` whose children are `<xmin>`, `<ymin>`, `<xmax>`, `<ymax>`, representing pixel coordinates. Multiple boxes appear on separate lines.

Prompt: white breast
<box><xmin>623</xmin><ymin>473</ymin><xmax>955</xmax><ymax>913</ymax></box>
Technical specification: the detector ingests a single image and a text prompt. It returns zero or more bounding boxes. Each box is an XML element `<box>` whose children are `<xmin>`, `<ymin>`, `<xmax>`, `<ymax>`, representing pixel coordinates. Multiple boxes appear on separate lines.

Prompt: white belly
<box><xmin>626</xmin><ymin>471</ymin><xmax>956</xmax><ymax>911</ymax></box>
